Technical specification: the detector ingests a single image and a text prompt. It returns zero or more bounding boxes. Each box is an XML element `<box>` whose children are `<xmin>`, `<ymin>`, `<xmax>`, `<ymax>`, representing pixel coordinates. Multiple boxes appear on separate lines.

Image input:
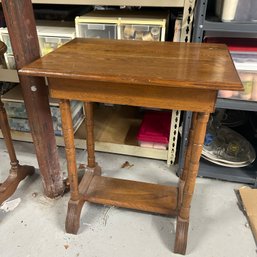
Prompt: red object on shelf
<box><xmin>137</xmin><ymin>111</ymin><xmax>171</xmax><ymax>145</ymax></box>
<box><xmin>204</xmin><ymin>37</ymin><xmax>257</xmax><ymax>52</ymax></box>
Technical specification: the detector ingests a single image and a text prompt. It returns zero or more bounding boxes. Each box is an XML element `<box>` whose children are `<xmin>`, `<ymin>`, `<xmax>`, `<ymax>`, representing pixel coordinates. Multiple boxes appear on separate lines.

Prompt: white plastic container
<box><xmin>76</xmin><ymin>22</ymin><xmax>117</xmax><ymax>39</ymax></box>
<box><xmin>6</xmin><ymin>54</ymin><xmax>16</xmax><ymax>69</ymax></box>
<box><xmin>38</xmin><ymin>36</ymin><xmax>71</xmax><ymax>56</ymax></box>
<box><xmin>0</xmin><ymin>29</ymin><xmax>12</xmax><ymax>54</ymax></box>
<box><xmin>75</xmin><ymin>11</ymin><xmax>167</xmax><ymax>42</ymax></box>
<box><xmin>0</xmin><ymin>25</ymin><xmax>75</xmax><ymax>69</ymax></box>
<box><xmin>221</xmin><ymin>0</ymin><xmax>239</xmax><ymax>22</ymax></box>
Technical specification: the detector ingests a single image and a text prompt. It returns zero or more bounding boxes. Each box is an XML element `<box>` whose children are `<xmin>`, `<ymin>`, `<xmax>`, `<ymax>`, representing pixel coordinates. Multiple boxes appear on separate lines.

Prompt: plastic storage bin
<box><xmin>2</xmin><ymin>86</ymin><xmax>84</xmax><ymax>136</ymax></box>
<box><xmin>39</xmin><ymin>36</ymin><xmax>72</xmax><ymax>55</ymax></box>
<box><xmin>37</xmin><ymin>25</ymin><xmax>75</xmax><ymax>55</ymax></box>
<box><xmin>75</xmin><ymin>15</ymin><xmax>118</xmax><ymax>39</ymax></box>
<box><xmin>204</xmin><ymin>37</ymin><xmax>257</xmax><ymax>101</ymax></box>
<box><xmin>137</xmin><ymin>111</ymin><xmax>171</xmax><ymax>149</ymax></box>
<box><xmin>75</xmin><ymin>10</ymin><xmax>167</xmax><ymax>41</ymax></box>
<box><xmin>5</xmin><ymin>54</ymin><xmax>16</xmax><ymax>69</ymax></box>
<box><xmin>219</xmin><ymin>72</ymin><xmax>257</xmax><ymax>101</ymax></box>
<box><xmin>0</xmin><ymin>25</ymin><xmax>75</xmax><ymax>68</ymax></box>
<box><xmin>231</xmin><ymin>52</ymin><xmax>257</xmax><ymax>72</ymax></box>
<box><xmin>0</xmin><ymin>31</ymin><xmax>12</xmax><ymax>54</ymax></box>
<box><xmin>120</xmin><ymin>24</ymin><xmax>162</xmax><ymax>41</ymax></box>
<box><xmin>6</xmin><ymin>103</ymin><xmax>84</xmax><ymax>136</ymax></box>
<box><xmin>76</xmin><ymin>22</ymin><xmax>117</xmax><ymax>39</ymax></box>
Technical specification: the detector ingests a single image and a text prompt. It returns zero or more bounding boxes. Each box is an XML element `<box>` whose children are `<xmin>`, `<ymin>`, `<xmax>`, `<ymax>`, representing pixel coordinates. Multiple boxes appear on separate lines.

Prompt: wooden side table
<box><xmin>19</xmin><ymin>38</ymin><xmax>242</xmax><ymax>255</ymax></box>
<box><xmin>0</xmin><ymin>41</ymin><xmax>35</xmax><ymax>205</ymax></box>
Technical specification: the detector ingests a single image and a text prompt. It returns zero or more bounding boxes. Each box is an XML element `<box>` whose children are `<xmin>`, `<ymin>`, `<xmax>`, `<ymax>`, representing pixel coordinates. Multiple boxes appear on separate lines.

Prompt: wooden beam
<box><xmin>1</xmin><ymin>0</ymin><xmax>64</xmax><ymax>198</ymax></box>
<box><xmin>0</xmin><ymin>0</ymin><xmax>184</xmax><ymax>7</ymax></box>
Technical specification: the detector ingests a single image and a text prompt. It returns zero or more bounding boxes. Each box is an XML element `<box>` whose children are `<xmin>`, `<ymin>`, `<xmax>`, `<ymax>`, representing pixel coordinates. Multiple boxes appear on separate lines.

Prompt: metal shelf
<box><xmin>0</xmin><ymin>69</ymin><xmax>19</xmax><ymax>83</ymax></box>
<box><xmin>178</xmin><ymin>0</ymin><xmax>257</xmax><ymax>187</ymax></box>
<box><xmin>216</xmin><ymin>98</ymin><xmax>257</xmax><ymax>112</ymax></box>
<box><xmin>199</xmin><ymin>158</ymin><xmax>257</xmax><ymax>186</ymax></box>
<box><xmin>204</xmin><ymin>18</ymin><xmax>257</xmax><ymax>34</ymax></box>
<box><xmin>178</xmin><ymin>112</ymin><xmax>257</xmax><ymax>187</ymax></box>
<box><xmin>0</xmin><ymin>0</ymin><xmax>184</xmax><ymax>7</ymax></box>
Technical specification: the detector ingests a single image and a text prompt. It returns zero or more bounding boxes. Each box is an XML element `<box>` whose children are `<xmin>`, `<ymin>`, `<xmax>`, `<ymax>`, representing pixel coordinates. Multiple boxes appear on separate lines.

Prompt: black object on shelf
<box><xmin>33</xmin><ymin>4</ymin><xmax>93</xmax><ymax>21</ymax></box>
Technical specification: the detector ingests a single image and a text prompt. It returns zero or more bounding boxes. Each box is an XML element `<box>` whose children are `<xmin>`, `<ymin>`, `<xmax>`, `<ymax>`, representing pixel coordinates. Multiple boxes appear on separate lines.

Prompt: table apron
<box><xmin>48</xmin><ymin>78</ymin><xmax>217</xmax><ymax>113</ymax></box>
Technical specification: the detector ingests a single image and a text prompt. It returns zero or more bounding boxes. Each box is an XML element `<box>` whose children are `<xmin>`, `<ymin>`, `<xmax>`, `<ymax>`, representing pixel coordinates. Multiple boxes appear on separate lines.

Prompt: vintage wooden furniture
<box><xmin>0</xmin><ymin>41</ymin><xmax>35</xmax><ymax>205</ymax></box>
<box><xmin>19</xmin><ymin>38</ymin><xmax>242</xmax><ymax>254</ymax></box>
<box><xmin>2</xmin><ymin>0</ymin><xmax>64</xmax><ymax>198</ymax></box>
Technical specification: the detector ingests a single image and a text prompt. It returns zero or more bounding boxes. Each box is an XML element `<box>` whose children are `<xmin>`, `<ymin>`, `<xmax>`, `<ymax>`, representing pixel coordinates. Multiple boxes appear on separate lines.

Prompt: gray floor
<box><xmin>0</xmin><ymin>139</ymin><xmax>256</xmax><ymax>257</ymax></box>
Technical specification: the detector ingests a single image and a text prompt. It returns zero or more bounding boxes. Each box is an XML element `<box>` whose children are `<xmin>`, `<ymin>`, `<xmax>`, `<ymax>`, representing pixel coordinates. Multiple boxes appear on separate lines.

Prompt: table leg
<box><xmin>0</xmin><ymin>100</ymin><xmax>35</xmax><ymax>204</ymax></box>
<box><xmin>59</xmin><ymin>99</ymin><xmax>85</xmax><ymax>234</ymax></box>
<box><xmin>177</xmin><ymin>113</ymin><xmax>198</xmax><ymax>209</ymax></box>
<box><xmin>174</xmin><ymin>112</ymin><xmax>209</xmax><ymax>255</ymax></box>
<box><xmin>84</xmin><ymin>102</ymin><xmax>101</xmax><ymax>175</ymax></box>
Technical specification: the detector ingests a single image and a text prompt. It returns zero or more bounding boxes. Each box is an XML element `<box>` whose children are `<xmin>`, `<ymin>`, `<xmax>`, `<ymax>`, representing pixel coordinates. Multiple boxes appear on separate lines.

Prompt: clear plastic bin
<box><xmin>4</xmin><ymin>101</ymin><xmax>27</xmax><ymax>118</ymax></box>
<box><xmin>1</xmin><ymin>33</ymin><xmax>12</xmax><ymax>55</ymax></box>
<box><xmin>5</xmin><ymin>100</ymin><xmax>83</xmax><ymax>136</ymax></box>
<box><xmin>38</xmin><ymin>36</ymin><xmax>71</xmax><ymax>56</ymax></box>
<box><xmin>5</xmin><ymin>54</ymin><xmax>16</xmax><ymax>69</ymax></box>
<box><xmin>7</xmin><ymin>105</ymin><xmax>83</xmax><ymax>136</ymax></box>
<box><xmin>120</xmin><ymin>24</ymin><xmax>161</xmax><ymax>41</ymax></box>
<box><xmin>0</xmin><ymin>26</ymin><xmax>75</xmax><ymax>58</ymax></box>
<box><xmin>231</xmin><ymin>52</ymin><xmax>257</xmax><ymax>72</ymax></box>
<box><xmin>219</xmin><ymin>72</ymin><xmax>257</xmax><ymax>101</ymax></box>
<box><xmin>76</xmin><ymin>23</ymin><xmax>117</xmax><ymax>39</ymax></box>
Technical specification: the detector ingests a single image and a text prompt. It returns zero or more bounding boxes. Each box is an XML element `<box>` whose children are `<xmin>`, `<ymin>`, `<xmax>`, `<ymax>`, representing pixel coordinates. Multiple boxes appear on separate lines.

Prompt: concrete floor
<box><xmin>0</xmin><ymin>139</ymin><xmax>256</xmax><ymax>257</ymax></box>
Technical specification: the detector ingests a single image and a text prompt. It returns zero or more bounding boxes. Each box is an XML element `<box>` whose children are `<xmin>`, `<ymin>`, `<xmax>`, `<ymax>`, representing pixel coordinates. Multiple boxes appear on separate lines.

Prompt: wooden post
<box><xmin>1</xmin><ymin>0</ymin><xmax>64</xmax><ymax>198</ymax></box>
<box><xmin>84</xmin><ymin>102</ymin><xmax>96</xmax><ymax>168</ymax></box>
<box><xmin>177</xmin><ymin>112</ymin><xmax>197</xmax><ymax>209</ymax></box>
<box><xmin>174</xmin><ymin>112</ymin><xmax>210</xmax><ymax>254</ymax></box>
<box><xmin>59</xmin><ymin>99</ymin><xmax>79</xmax><ymax>201</ymax></box>
<box><xmin>0</xmin><ymin>40</ymin><xmax>35</xmax><ymax>205</ymax></box>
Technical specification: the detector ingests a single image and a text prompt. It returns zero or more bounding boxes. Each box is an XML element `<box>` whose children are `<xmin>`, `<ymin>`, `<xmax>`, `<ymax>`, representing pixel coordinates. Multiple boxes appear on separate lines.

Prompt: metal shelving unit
<box><xmin>0</xmin><ymin>0</ymin><xmax>185</xmax><ymax>7</ymax></box>
<box><xmin>194</xmin><ymin>19</ymin><xmax>257</xmax><ymax>41</ymax></box>
<box><xmin>0</xmin><ymin>0</ymin><xmax>196</xmax><ymax>166</ymax></box>
<box><xmin>203</xmin><ymin>19</ymin><xmax>257</xmax><ymax>33</ymax></box>
<box><xmin>199</xmin><ymin>158</ymin><xmax>257</xmax><ymax>184</ymax></box>
<box><xmin>216</xmin><ymin>98</ymin><xmax>257</xmax><ymax>112</ymax></box>
<box><xmin>178</xmin><ymin>0</ymin><xmax>257</xmax><ymax>186</ymax></box>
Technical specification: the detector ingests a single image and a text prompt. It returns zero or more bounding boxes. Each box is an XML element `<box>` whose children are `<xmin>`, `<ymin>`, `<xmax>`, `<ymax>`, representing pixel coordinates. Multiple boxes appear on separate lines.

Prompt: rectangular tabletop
<box><xmin>19</xmin><ymin>38</ymin><xmax>242</xmax><ymax>91</ymax></box>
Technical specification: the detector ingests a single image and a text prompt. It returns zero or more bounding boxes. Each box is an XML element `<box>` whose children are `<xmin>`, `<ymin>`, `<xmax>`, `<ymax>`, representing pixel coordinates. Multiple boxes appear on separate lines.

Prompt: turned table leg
<box><xmin>0</xmin><ymin>99</ymin><xmax>35</xmax><ymax>205</ymax></box>
<box><xmin>59</xmin><ymin>99</ymin><xmax>85</xmax><ymax>234</ymax></box>
<box><xmin>177</xmin><ymin>113</ymin><xmax>198</xmax><ymax>210</ymax></box>
<box><xmin>84</xmin><ymin>102</ymin><xmax>101</xmax><ymax>175</ymax></box>
<box><xmin>174</xmin><ymin>112</ymin><xmax>210</xmax><ymax>255</ymax></box>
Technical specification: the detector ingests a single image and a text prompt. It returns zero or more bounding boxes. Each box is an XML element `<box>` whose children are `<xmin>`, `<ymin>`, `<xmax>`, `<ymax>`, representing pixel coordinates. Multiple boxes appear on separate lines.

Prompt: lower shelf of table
<box><xmin>81</xmin><ymin>174</ymin><xmax>178</xmax><ymax>216</ymax></box>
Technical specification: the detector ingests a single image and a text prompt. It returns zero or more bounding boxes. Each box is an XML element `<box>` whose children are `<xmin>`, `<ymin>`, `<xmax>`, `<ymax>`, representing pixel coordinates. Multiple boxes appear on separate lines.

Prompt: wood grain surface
<box><xmin>19</xmin><ymin>38</ymin><xmax>243</xmax><ymax>91</ymax></box>
<box><xmin>85</xmin><ymin>175</ymin><xmax>178</xmax><ymax>216</ymax></box>
<box><xmin>48</xmin><ymin>78</ymin><xmax>217</xmax><ymax>112</ymax></box>
<box><xmin>2</xmin><ymin>0</ymin><xmax>63</xmax><ymax>198</ymax></box>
